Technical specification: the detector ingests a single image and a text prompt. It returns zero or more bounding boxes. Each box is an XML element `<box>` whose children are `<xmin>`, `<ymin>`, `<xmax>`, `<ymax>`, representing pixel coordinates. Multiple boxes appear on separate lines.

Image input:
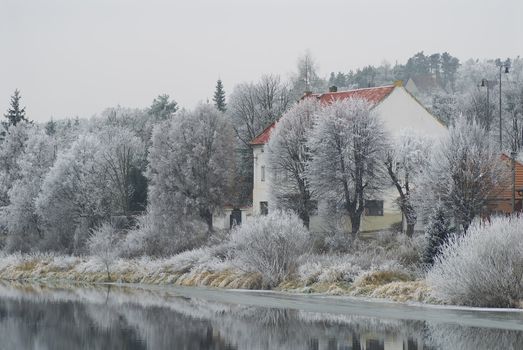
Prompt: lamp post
<box><xmin>497</xmin><ymin>60</ymin><xmax>510</xmax><ymax>150</ymax></box>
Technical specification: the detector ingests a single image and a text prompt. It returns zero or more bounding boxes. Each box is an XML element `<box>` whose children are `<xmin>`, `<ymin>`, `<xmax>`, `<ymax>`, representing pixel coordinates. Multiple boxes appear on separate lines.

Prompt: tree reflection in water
<box><xmin>0</xmin><ymin>282</ymin><xmax>520</xmax><ymax>350</ymax></box>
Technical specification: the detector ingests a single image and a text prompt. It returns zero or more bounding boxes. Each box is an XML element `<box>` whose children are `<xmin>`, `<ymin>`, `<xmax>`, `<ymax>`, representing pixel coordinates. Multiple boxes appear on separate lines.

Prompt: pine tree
<box><xmin>149</xmin><ymin>94</ymin><xmax>178</xmax><ymax>121</ymax></box>
<box><xmin>213</xmin><ymin>79</ymin><xmax>227</xmax><ymax>112</ymax></box>
<box><xmin>4</xmin><ymin>89</ymin><xmax>28</xmax><ymax>127</ymax></box>
<box><xmin>45</xmin><ymin>118</ymin><xmax>57</xmax><ymax>136</ymax></box>
<box><xmin>423</xmin><ymin>202</ymin><xmax>454</xmax><ymax>266</ymax></box>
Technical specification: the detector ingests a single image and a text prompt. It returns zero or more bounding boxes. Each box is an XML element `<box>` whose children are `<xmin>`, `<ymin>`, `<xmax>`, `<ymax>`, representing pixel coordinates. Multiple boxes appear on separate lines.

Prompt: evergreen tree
<box><xmin>213</xmin><ymin>79</ymin><xmax>227</xmax><ymax>112</ymax></box>
<box><xmin>440</xmin><ymin>52</ymin><xmax>460</xmax><ymax>91</ymax></box>
<box><xmin>423</xmin><ymin>202</ymin><xmax>454</xmax><ymax>266</ymax></box>
<box><xmin>149</xmin><ymin>94</ymin><xmax>178</xmax><ymax>121</ymax></box>
<box><xmin>4</xmin><ymin>89</ymin><xmax>28</xmax><ymax>127</ymax></box>
<box><xmin>45</xmin><ymin>118</ymin><xmax>57</xmax><ymax>136</ymax></box>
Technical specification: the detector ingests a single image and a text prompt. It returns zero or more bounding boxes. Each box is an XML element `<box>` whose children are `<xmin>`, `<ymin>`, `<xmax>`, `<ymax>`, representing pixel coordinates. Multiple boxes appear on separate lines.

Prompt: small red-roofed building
<box><xmin>250</xmin><ymin>83</ymin><xmax>447</xmax><ymax>233</ymax></box>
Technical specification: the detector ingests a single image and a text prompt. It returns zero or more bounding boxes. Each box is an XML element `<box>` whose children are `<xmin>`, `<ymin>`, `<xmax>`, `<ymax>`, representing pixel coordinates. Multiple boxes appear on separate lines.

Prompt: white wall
<box><xmin>374</xmin><ymin>87</ymin><xmax>447</xmax><ymax>139</ymax></box>
<box><xmin>251</xmin><ymin>86</ymin><xmax>447</xmax><ymax>232</ymax></box>
<box><xmin>252</xmin><ymin>144</ymin><xmax>270</xmax><ymax>215</ymax></box>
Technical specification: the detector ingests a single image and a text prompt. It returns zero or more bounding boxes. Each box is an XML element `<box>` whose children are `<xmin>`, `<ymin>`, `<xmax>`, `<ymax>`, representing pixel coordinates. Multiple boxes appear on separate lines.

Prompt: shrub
<box><xmin>121</xmin><ymin>211</ymin><xmax>207</xmax><ymax>257</ymax></box>
<box><xmin>422</xmin><ymin>202</ymin><xmax>454</xmax><ymax>266</ymax></box>
<box><xmin>87</xmin><ymin>222</ymin><xmax>121</xmax><ymax>281</ymax></box>
<box><xmin>229</xmin><ymin>210</ymin><xmax>310</xmax><ymax>288</ymax></box>
<box><xmin>427</xmin><ymin>216</ymin><xmax>523</xmax><ymax>307</ymax></box>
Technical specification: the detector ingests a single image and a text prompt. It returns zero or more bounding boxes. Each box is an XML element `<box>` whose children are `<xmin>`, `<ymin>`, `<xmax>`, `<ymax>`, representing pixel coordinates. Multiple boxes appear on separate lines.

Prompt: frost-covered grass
<box><xmin>0</xmin><ymin>247</ymin><xmax>258</xmax><ymax>288</ymax></box>
<box><xmin>427</xmin><ymin>216</ymin><xmax>523</xmax><ymax>308</ymax></box>
<box><xmin>0</xmin><ymin>223</ymin><xmax>434</xmax><ymax>304</ymax></box>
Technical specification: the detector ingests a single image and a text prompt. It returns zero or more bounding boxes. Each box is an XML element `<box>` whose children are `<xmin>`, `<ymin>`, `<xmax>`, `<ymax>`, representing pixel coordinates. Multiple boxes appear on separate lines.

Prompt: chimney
<box><xmin>329</xmin><ymin>85</ymin><xmax>338</xmax><ymax>92</ymax></box>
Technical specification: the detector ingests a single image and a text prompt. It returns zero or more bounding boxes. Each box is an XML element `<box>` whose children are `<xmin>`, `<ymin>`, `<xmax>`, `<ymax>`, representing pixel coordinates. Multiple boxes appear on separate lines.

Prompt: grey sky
<box><xmin>1</xmin><ymin>0</ymin><xmax>522</xmax><ymax>122</ymax></box>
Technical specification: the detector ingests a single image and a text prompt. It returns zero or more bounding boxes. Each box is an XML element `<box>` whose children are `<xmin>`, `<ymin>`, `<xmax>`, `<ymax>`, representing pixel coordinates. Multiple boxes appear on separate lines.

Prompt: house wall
<box><xmin>252</xmin><ymin>144</ymin><xmax>270</xmax><ymax>216</ymax></box>
<box><xmin>251</xmin><ymin>86</ymin><xmax>447</xmax><ymax>233</ymax></box>
<box><xmin>374</xmin><ymin>87</ymin><xmax>447</xmax><ymax>139</ymax></box>
<box><xmin>404</xmin><ymin>79</ymin><xmax>420</xmax><ymax>97</ymax></box>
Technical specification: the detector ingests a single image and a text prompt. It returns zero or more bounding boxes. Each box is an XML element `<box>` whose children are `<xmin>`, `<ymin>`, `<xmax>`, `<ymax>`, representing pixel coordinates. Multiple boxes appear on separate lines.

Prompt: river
<box><xmin>0</xmin><ymin>282</ymin><xmax>522</xmax><ymax>349</ymax></box>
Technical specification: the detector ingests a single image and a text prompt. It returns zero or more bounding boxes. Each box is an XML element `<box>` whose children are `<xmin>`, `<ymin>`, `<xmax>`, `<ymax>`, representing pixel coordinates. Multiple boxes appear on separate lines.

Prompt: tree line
<box><xmin>1</xmin><ymin>51</ymin><xmax>521</xmax><ymax>258</ymax></box>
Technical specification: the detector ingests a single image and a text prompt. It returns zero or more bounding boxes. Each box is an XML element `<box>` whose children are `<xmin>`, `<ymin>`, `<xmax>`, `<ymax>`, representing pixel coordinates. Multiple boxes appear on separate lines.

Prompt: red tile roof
<box><xmin>307</xmin><ymin>85</ymin><xmax>395</xmax><ymax>105</ymax></box>
<box><xmin>250</xmin><ymin>85</ymin><xmax>396</xmax><ymax>145</ymax></box>
<box><xmin>250</xmin><ymin>122</ymin><xmax>276</xmax><ymax>145</ymax></box>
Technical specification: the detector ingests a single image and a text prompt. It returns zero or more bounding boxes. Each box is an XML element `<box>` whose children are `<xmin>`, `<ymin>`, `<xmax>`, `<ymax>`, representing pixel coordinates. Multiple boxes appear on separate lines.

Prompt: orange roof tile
<box><xmin>250</xmin><ymin>85</ymin><xmax>396</xmax><ymax>145</ymax></box>
<box><xmin>250</xmin><ymin>122</ymin><xmax>276</xmax><ymax>145</ymax></box>
<box><xmin>307</xmin><ymin>85</ymin><xmax>395</xmax><ymax>105</ymax></box>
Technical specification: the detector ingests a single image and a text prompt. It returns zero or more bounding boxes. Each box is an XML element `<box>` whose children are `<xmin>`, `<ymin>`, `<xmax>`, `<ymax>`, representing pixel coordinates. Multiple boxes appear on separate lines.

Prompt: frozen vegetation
<box><xmin>1</xmin><ymin>54</ymin><xmax>523</xmax><ymax>308</ymax></box>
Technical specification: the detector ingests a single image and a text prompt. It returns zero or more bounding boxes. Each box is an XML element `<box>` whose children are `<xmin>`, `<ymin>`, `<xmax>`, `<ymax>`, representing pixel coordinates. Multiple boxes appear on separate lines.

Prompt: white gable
<box><xmin>374</xmin><ymin>86</ymin><xmax>447</xmax><ymax>139</ymax></box>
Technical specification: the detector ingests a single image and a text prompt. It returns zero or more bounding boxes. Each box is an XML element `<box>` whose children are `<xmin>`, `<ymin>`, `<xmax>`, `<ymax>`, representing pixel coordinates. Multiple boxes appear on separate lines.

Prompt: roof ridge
<box><xmin>314</xmin><ymin>84</ymin><xmax>395</xmax><ymax>97</ymax></box>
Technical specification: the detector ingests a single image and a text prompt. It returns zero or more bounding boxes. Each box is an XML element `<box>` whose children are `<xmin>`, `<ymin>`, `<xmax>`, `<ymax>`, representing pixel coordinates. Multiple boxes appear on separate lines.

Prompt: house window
<box><xmin>365</xmin><ymin>200</ymin><xmax>384</xmax><ymax>216</ymax></box>
<box><xmin>261</xmin><ymin>165</ymin><xmax>266</xmax><ymax>182</ymax></box>
<box><xmin>260</xmin><ymin>201</ymin><xmax>268</xmax><ymax>215</ymax></box>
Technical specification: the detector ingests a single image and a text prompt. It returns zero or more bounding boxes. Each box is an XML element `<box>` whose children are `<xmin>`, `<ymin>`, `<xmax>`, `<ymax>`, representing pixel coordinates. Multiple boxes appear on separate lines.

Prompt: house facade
<box><xmin>250</xmin><ymin>83</ymin><xmax>447</xmax><ymax>233</ymax></box>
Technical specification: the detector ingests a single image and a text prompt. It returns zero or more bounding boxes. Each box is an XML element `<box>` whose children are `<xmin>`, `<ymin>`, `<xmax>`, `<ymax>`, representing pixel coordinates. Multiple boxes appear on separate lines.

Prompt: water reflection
<box><xmin>0</xmin><ymin>282</ymin><xmax>521</xmax><ymax>350</ymax></box>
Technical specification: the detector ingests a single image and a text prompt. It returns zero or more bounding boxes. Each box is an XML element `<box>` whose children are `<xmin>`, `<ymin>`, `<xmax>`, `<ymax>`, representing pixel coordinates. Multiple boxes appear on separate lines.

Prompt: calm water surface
<box><xmin>0</xmin><ymin>282</ymin><xmax>522</xmax><ymax>350</ymax></box>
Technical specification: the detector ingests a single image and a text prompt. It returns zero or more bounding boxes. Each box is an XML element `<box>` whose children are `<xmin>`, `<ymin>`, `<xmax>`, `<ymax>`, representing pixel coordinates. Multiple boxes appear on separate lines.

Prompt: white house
<box><xmin>250</xmin><ymin>82</ymin><xmax>447</xmax><ymax>232</ymax></box>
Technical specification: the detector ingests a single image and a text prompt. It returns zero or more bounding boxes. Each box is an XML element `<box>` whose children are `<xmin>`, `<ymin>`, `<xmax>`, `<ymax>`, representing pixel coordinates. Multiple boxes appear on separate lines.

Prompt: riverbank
<box><xmin>0</xmin><ymin>252</ymin><xmax>435</xmax><ymax>304</ymax></box>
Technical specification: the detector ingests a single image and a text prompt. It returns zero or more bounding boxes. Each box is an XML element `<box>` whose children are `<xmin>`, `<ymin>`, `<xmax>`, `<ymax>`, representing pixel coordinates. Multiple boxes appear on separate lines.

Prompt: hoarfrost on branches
<box><xmin>417</xmin><ymin>116</ymin><xmax>507</xmax><ymax>232</ymax></box>
<box><xmin>266</xmin><ymin>98</ymin><xmax>321</xmax><ymax>228</ymax></box>
<box><xmin>384</xmin><ymin>129</ymin><xmax>432</xmax><ymax>236</ymax></box>
<box><xmin>306</xmin><ymin>98</ymin><xmax>389</xmax><ymax>235</ymax></box>
<box><xmin>147</xmin><ymin>103</ymin><xmax>235</xmax><ymax>234</ymax></box>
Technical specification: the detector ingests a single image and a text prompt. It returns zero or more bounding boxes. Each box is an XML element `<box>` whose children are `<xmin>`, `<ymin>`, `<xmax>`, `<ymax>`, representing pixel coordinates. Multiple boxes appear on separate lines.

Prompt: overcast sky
<box><xmin>1</xmin><ymin>0</ymin><xmax>522</xmax><ymax>122</ymax></box>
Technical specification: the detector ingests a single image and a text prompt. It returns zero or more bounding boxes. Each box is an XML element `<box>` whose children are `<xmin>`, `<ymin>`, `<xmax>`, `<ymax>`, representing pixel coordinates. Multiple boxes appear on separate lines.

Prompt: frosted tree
<box><xmin>307</xmin><ymin>99</ymin><xmax>389</xmax><ymax>235</ymax></box>
<box><xmin>228</xmin><ymin>74</ymin><xmax>292</xmax><ymax>204</ymax></box>
<box><xmin>36</xmin><ymin>134</ymin><xmax>111</xmax><ymax>253</ymax></box>
<box><xmin>290</xmin><ymin>51</ymin><xmax>326</xmax><ymax>99</ymax></box>
<box><xmin>266</xmin><ymin>98</ymin><xmax>320</xmax><ymax>228</ymax></box>
<box><xmin>418</xmin><ymin>116</ymin><xmax>506</xmax><ymax>232</ymax></box>
<box><xmin>229</xmin><ymin>74</ymin><xmax>292</xmax><ymax>147</ymax></box>
<box><xmin>87</xmin><ymin>222</ymin><xmax>121</xmax><ymax>281</ymax></box>
<box><xmin>102</xmin><ymin>106</ymin><xmax>152</xmax><ymax>145</ymax></box>
<box><xmin>147</xmin><ymin>103</ymin><xmax>235</xmax><ymax>233</ymax></box>
<box><xmin>99</xmin><ymin>126</ymin><xmax>146</xmax><ymax>215</ymax></box>
<box><xmin>0</xmin><ymin>122</ymin><xmax>32</xmax><ymax>207</ymax></box>
<box><xmin>384</xmin><ymin>129</ymin><xmax>432</xmax><ymax>236</ymax></box>
<box><xmin>4</xmin><ymin>128</ymin><xmax>55</xmax><ymax>252</ymax></box>
<box><xmin>431</xmin><ymin>93</ymin><xmax>459</xmax><ymax>126</ymax></box>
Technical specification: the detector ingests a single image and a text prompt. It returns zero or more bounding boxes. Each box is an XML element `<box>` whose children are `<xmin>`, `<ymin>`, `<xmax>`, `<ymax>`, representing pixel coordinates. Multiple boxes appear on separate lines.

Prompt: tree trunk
<box><xmin>105</xmin><ymin>263</ymin><xmax>111</xmax><ymax>282</ymax></box>
<box><xmin>201</xmin><ymin>209</ymin><xmax>214</xmax><ymax>233</ymax></box>
<box><xmin>300</xmin><ymin>212</ymin><xmax>310</xmax><ymax>230</ymax></box>
<box><xmin>406</xmin><ymin>222</ymin><xmax>415</xmax><ymax>237</ymax></box>
<box><xmin>350</xmin><ymin>214</ymin><xmax>361</xmax><ymax>236</ymax></box>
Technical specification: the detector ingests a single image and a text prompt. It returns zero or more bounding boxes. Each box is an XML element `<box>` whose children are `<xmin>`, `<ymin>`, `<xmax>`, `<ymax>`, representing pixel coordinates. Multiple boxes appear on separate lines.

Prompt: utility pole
<box><xmin>512</xmin><ymin>150</ymin><xmax>517</xmax><ymax>213</ymax></box>
<box><xmin>497</xmin><ymin>60</ymin><xmax>510</xmax><ymax>150</ymax></box>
